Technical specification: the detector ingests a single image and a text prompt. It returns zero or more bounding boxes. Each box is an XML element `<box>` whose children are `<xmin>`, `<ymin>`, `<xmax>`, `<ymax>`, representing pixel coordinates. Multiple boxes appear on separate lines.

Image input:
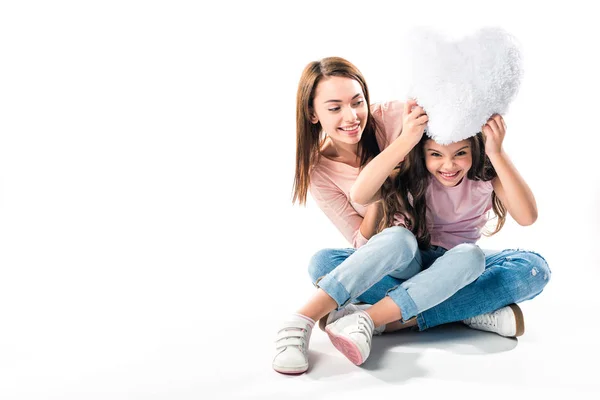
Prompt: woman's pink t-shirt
<box><xmin>309</xmin><ymin>100</ymin><xmax>404</xmax><ymax>248</ymax></box>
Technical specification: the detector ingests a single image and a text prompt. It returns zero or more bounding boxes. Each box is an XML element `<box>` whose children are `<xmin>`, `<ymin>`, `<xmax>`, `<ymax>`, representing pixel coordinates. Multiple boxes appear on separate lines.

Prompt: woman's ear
<box><xmin>310</xmin><ymin>111</ymin><xmax>319</xmax><ymax>124</ymax></box>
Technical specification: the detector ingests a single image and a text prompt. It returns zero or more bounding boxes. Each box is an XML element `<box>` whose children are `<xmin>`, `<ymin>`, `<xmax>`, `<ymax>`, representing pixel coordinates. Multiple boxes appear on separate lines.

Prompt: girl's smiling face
<box><xmin>424</xmin><ymin>138</ymin><xmax>473</xmax><ymax>187</ymax></box>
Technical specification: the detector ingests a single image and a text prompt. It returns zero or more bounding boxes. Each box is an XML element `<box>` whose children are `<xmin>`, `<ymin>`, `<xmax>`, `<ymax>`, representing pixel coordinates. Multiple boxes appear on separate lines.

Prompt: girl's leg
<box><xmin>312</xmin><ymin>248</ymin><xmax>551</xmax><ymax>334</ymax></box>
<box><xmin>326</xmin><ymin>243</ymin><xmax>485</xmax><ymax>365</ymax></box>
<box><xmin>370</xmin><ymin>243</ymin><xmax>486</xmax><ymax>326</ymax></box>
<box><xmin>416</xmin><ymin>249</ymin><xmax>551</xmax><ymax>331</ymax></box>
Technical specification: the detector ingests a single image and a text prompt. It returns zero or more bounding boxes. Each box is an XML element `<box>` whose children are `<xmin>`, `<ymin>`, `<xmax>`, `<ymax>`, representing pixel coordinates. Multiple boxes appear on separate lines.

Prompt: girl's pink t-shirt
<box><xmin>425</xmin><ymin>176</ymin><xmax>494</xmax><ymax>250</ymax></box>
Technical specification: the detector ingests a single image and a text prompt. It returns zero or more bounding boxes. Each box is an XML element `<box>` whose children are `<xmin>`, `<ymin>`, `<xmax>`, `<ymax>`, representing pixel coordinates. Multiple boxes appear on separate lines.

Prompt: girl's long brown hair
<box><xmin>378</xmin><ymin>132</ymin><xmax>507</xmax><ymax>249</ymax></box>
<box><xmin>292</xmin><ymin>57</ymin><xmax>381</xmax><ymax>205</ymax></box>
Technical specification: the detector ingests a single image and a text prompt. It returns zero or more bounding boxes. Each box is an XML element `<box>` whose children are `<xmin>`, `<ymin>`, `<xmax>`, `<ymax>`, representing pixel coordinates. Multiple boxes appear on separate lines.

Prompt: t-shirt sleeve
<box><xmin>309</xmin><ymin>171</ymin><xmax>369</xmax><ymax>248</ymax></box>
<box><xmin>480</xmin><ymin>179</ymin><xmax>495</xmax><ymax>211</ymax></box>
<box><xmin>371</xmin><ymin>100</ymin><xmax>405</xmax><ymax>150</ymax></box>
<box><xmin>477</xmin><ymin>179</ymin><xmax>495</xmax><ymax>195</ymax></box>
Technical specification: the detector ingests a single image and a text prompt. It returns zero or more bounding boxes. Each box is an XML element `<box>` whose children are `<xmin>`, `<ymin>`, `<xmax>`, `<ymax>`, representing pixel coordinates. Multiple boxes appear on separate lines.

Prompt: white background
<box><xmin>1</xmin><ymin>1</ymin><xmax>599</xmax><ymax>399</ymax></box>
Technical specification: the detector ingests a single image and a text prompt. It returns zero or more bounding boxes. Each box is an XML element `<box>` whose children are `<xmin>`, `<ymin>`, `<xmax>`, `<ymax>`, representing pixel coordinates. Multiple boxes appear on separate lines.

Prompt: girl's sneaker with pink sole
<box><xmin>325</xmin><ymin>310</ymin><xmax>376</xmax><ymax>366</ymax></box>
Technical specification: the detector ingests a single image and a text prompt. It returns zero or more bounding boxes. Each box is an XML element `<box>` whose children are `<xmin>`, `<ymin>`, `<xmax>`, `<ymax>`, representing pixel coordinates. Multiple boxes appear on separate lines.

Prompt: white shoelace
<box><xmin>470</xmin><ymin>311</ymin><xmax>498</xmax><ymax>327</ymax></box>
<box><xmin>349</xmin><ymin>314</ymin><xmax>374</xmax><ymax>344</ymax></box>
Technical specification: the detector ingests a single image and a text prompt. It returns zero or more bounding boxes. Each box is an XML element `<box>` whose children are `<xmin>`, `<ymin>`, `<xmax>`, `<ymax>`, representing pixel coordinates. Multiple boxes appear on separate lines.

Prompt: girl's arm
<box><xmin>350</xmin><ymin>100</ymin><xmax>428</xmax><ymax>205</ymax></box>
<box><xmin>484</xmin><ymin>115</ymin><xmax>538</xmax><ymax>226</ymax></box>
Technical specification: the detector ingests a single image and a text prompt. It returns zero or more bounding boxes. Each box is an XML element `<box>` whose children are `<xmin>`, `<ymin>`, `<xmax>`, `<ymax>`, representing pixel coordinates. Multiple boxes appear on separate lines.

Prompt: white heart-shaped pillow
<box><xmin>404</xmin><ymin>27</ymin><xmax>524</xmax><ymax>144</ymax></box>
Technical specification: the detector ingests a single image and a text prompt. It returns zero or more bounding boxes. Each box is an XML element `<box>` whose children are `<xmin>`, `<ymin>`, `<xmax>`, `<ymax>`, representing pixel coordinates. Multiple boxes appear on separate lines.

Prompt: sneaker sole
<box><xmin>325</xmin><ymin>326</ymin><xmax>365</xmax><ymax>365</ymax></box>
<box><xmin>509</xmin><ymin>303</ymin><xmax>525</xmax><ymax>337</ymax></box>
<box><xmin>272</xmin><ymin>363</ymin><xmax>308</xmax><ymax>375</ymax></box>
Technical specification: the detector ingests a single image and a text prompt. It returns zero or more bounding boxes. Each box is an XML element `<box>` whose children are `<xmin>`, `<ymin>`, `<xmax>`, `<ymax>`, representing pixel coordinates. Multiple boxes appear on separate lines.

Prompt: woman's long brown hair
<box><xmin>378</xmin><ymin>132</ymin><xmax>507</xmax><ymax>249</ymax></box>
<box><xmin>292</xmin><ymin>57</ymin><xmax>381</xmax><ymax>205</ymax></box>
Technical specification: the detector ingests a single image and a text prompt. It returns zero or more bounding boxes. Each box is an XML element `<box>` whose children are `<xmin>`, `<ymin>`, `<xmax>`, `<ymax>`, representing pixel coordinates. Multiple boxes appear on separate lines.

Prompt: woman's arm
<box><xmin>484</xmin><ymin>115</ymin><xmax>538</xmax><ymax>226</ymax></box>
<box><xmin>310</xmin><ymin>172</ymin><xmax>381</xmax><ymax>247</ymax></box>
<box><xmin>350</xmin><ymin>100</ymin><xmax>428</xmax><ymax>205</ymax></box>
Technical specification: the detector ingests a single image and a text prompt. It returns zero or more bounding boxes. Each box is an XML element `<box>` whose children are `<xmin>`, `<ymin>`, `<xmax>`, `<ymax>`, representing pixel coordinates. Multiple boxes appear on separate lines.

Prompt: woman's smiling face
<box><xmin>311</xmin><ymin>76</ymin><xmax>368</xmax><ymax>146</ymax></box>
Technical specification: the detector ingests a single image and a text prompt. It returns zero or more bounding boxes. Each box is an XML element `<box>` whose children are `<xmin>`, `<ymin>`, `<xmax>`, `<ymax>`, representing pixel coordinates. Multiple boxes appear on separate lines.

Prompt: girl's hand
<box><xmin>482</xmin><ymin>114</ymin><xmax>506</xmax><ymax>156</ymax></box>
<box><xmin>402</xmin><ymin>99</ymin><xmax>428</xmax><ymax>146</ymax></box>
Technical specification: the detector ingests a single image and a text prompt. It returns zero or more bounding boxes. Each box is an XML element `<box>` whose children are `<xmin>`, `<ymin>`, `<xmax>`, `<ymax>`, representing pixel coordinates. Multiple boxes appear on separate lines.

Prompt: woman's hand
<box><xmin>350</xmin><ymin>99</ymin><xmax>427</xmax><ymax>206</ymax></box>
<box><xmin>482</xmin><ymin>114</ymin><xmax>506</xmax><ymax>156</ymax></box>
<box><xmin>401</xmin><ymin>99</ymin><xmax>428</xmax><ymax>146</ymax></box>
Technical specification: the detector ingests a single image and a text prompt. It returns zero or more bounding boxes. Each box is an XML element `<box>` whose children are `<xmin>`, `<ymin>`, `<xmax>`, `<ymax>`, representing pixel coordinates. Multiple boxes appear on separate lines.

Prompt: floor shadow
<box><xmin>307</xmin><ymin>323</ymin><xmax>518</xmax><ymax>383</ymax></box>
<box><xmin>305</xmin><ymin>349</ymin><xmax>361</xmax><ymax>379</ymax></box>
<box><xmin>383</xmin><ymin>322</ymin><xmax>519</xmax><ymax>355</ymax></box>
<box><xmin>360</xmin><ymin>350</ymin><xmax>427</xmax><ymax>383</ymax></box>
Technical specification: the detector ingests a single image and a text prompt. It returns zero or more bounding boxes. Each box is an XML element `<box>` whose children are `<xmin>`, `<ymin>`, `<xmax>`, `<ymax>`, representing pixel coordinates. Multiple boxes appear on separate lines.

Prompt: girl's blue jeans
<box><xmin>309</xmin><ymin>226</ymin><xmax>551</xmax><ymax>330</ymax></box>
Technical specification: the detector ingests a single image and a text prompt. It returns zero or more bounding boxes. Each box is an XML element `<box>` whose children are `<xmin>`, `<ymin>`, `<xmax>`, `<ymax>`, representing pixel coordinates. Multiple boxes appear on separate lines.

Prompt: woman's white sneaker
<box><xmin>272</xmin><ymin>316</ymin><xmax>314</xmax><ymax>374</ymax></box>
<box><xmin>463</xmin><ymin>304</ymin><xmax>525</xmax><ymax>337</ymax></box>
<box><xmin>325</xmin><ymin>310</ymin><xmax>375</xmax><ymax>365</ymax></box>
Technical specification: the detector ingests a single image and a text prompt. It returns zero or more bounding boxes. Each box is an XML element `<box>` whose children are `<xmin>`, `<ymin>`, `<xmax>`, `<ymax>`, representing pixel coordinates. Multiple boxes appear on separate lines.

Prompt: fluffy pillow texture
<box><xmin>404</xmin><ymin>27</ymin><xmax>524</xmax><ymax>144</ymax></box>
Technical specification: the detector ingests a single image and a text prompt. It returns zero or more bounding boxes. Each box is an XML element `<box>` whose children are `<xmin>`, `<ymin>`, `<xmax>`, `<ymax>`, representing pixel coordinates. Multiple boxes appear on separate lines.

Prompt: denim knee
<box><xmin>518</xmin><ymin>251</ymin><xmax>551</xmax><ymax>298</ymax></box>
<box><xmin>496</xmin><ymin>250</ymin><xmax>551</xmax><ymax>302</ymax></box>
<box><xmin>307</xmin><ymin>248</ymin><xmax>342</xmax><ymax>285</ymax></box>
<box><xmin>453</xmin><ymin>243</ymin><xmax>486</xmax><ymax>280</ymax></box>
<box><xmin>376</xmin><ymin>226</ymin><xmax>419</xmax><ymax>258</ymax></box>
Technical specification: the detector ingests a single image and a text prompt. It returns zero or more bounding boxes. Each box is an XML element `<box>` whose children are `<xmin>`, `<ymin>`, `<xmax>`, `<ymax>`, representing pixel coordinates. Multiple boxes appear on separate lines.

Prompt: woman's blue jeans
<box><xmin>309</xmin><ymin>226</ymin><xmax>551</xmax><ymax>330</ymax></box>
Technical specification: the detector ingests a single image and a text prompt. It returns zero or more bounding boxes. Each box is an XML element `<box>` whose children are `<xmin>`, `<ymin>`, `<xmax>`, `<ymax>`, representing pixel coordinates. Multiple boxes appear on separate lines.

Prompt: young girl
<box><xmin>322</xmin><ymin>104</ymin><xmax>550</xmax><ymax>365</ymax></box>
<box><xmin>273</xmin><ymin>57</ymin><xmax>550</xmax><ymax>374</ymax></box>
